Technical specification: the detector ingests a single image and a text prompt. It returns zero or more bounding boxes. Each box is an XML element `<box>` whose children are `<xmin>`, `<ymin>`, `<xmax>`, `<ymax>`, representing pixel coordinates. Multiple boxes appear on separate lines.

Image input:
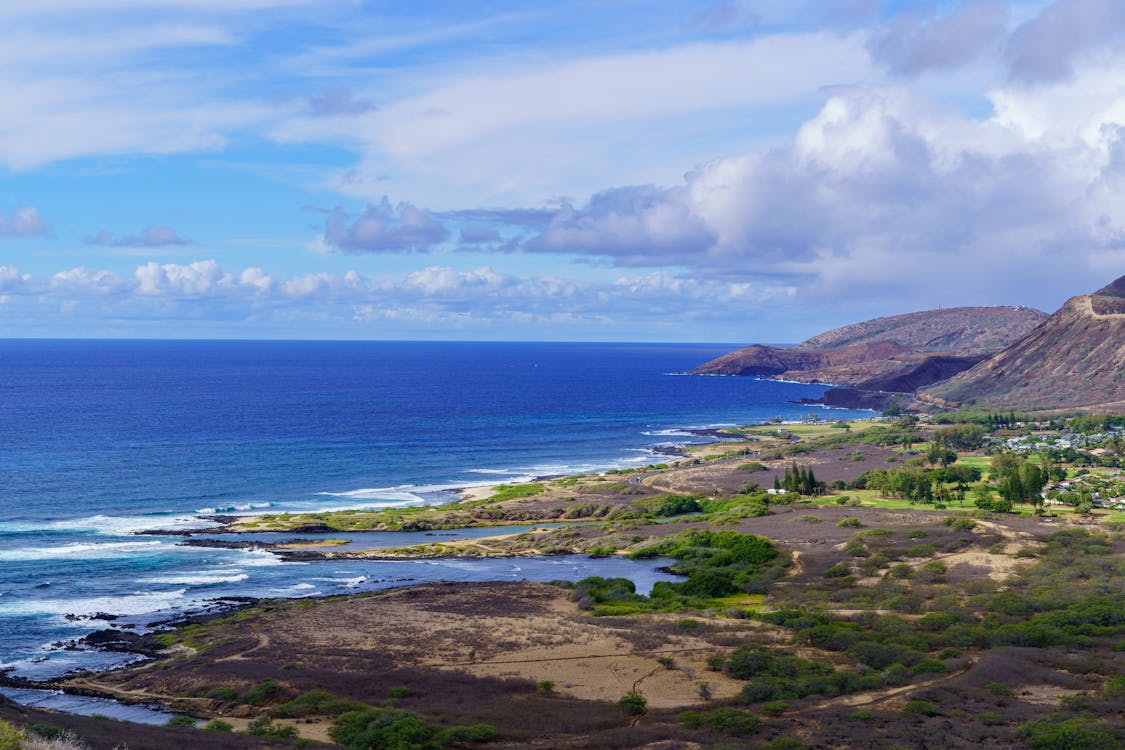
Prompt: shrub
<box><xmin>850</xmin><ymin>710</ymin><xmax>874</xmax><ymax>720</ymax></box>
<box><xmin>838</xmin><ymin>517</ymin><xmax>862</xmax><ymax>528</ymax></box>
<box><xmin>1017</xmin><ymin>717</ymin><xmax>1119</xmax><ymax>750</ymax></box>
<box><xmin>759</xmin><ymin>700</ymin><xmax>789</xmax><ymax>716</ymax></box>
<box><xmin>246</xmin><ymin>716</ymin><xmax>298</xmax><ymax>740</ymax></box>
<box><xmin>165</xmin><ymin>715</ymin><xmax>196</xmax><ymax>727</ymax></box>
<box><xmin>824</xmin><ymin>562</ymin><xmax>852</xmax><ymax>578</ymax></box>
<box><xmin>679</xmin><ymin>708</ymin><xmax>759</xmax><ymax>736</ymax></box>
<box><xmin>1103</xmin><ymin>676</ymin><xmax>1125</xmax><ymax>698</ymax></box>
<box><xmin>944</xmin><ymin>516</ymin><xmax>976</xmax><ymax>531</ymax></box>
<box><xmin>676</xmin><ymin>618</ymin><xmax>700</xmax><ymax>630</ymax></box>
<box><xmin>706</xmin><ymin>708</ymin><xmax>760</xmax><ymax>736</ymax></box>
<box><xmin>208</xmin><ymin>686</ymin><xmax>239</xmax><ymax>701</ymax></box>
<box><xmin>387</xmin><ymin>686</ymin><xmax>412</xmax><ymax>700</ymax></box>
<box><xmin>331</xmin><ymin>709</ymin><xmax>435</xmax><ymax>749</ymax></box>
<box><xmin>761</xmin><ymin>738</ymin><xmax>803</xmax><ymax>750</ymax></box>
<box><xmin>901</xmin><ymin>700</ymin><xmax>941</xmax><ymax>716</ymax></box>
<box><xmin>618</xmin><ymin>690</ymin><xmax>648</xmax><ymax>715</ymax></box>
<box><xmin>0</xmin><ymin>720</ymin><xmax>21</xmax><ymax>750</ymax></box>
<box><xmin>911</xmin><ymin>659</ymin><xmax>950</xmax><ymax>675</ymax></box>
<box><xmin>246</xmin><ymin>679</ymin><xmax>281</xmax><ymax>705</ymax></box>
<box><xmin>205</xmin><ymin>719</ymin><xmax>234</xmax><ymax>732</ymax></box>
<box><xmin>273</xmin><ymin>690</ymin><xmax>365</xmax><ymax>718</ymax></box>
<box><xmin>536</xmin><ymin>680</ymin><xmax>555</xmax><ymax>694</ymax></box>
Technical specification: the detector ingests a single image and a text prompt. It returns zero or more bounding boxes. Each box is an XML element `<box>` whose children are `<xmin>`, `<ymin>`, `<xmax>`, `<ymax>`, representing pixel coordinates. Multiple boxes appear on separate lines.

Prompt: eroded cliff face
<box><xmin>920</xmin><ymin>279</ymin><xmax>1125</xmax><ymax>413</ymax></box>
<box><xmin>692</xmin><ymin>306</ymin><xmax>1047</xmax><ymax>387</ymax></box>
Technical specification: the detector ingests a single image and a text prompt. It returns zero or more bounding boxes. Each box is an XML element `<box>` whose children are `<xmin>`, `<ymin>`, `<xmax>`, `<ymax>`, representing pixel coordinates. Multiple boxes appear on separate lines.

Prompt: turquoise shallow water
<box><xmin>0</xmin><ymin>340</ymin><xmax>872</xmax><ymax>680</ymax></box>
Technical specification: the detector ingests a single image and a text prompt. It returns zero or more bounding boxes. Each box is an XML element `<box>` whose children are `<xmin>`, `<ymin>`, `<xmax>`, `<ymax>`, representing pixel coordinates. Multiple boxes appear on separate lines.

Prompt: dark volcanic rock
<box><xmin>79</xmin><ymin>629</ymin><xmax>164</xmax><ymax>657</ymax></box>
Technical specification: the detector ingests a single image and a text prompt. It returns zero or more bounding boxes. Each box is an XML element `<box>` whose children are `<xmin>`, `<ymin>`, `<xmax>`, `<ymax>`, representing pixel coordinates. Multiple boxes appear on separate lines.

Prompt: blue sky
<box><xmin>1</xmin><ymin>0</ymin><xmax>1123</xmax><ymax>341</ymax></box>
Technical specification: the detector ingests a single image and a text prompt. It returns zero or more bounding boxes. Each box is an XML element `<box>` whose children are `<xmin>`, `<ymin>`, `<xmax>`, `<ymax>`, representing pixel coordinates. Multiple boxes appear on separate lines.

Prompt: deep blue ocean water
<box><xmin>0</xmin><ymin>340</ymin><xmax>872</xmax><ymax>684</ymax></box>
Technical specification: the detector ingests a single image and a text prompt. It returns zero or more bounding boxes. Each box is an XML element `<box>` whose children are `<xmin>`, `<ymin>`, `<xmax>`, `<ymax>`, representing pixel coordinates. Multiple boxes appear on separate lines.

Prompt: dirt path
<box><xmin>804</xmin><ymin>659</ymin><xmax>975</xmax><ymax>711</ymax></box>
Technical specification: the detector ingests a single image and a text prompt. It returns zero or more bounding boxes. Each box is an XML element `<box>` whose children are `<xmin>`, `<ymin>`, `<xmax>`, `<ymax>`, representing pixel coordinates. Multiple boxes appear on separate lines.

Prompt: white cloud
<box><xmin>0</xmin><ymin>206</ymin><xmax>48</xmax><ymax>237</ymax></box>
<box><xmin>512</xmin><ymin>70</ymin><xmax>1125</xmax><ymax>313</ymax></box>
<box><xmin>275</xmin><ymin>31</ymin><xmax>876</xmax><ymax>208</ymax></box>
<box><xmin>0</xmin><ymin>260</ymin><xmax>790</xmax><ymax>339</ymax></box>
<box><xmin>323</xmin><ymin>199</ymin><xmax>449</xmax><ymax>253</ymax></box>
<box><xmin>869</xmin><ymin>0</ymin><xmax>1007</xmax><ymax>76</ymax></box>
<box><xmin>135</xmin><ymin>260</ymin><xmax>233</xmax><ymax>296</ymax></box>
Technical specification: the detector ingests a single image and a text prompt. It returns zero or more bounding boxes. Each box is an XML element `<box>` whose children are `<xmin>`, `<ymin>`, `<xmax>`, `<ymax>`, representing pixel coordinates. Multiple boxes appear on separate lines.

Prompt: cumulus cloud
<box><xmin>323</xmin><ymin>198</ymin><xmax>449</xmax><ymax>253</ymax></box>
<box><xmin>50</xmin><ymin>266</ymin><xmax>129</xmax><ymax>294</ymax></box>
<box><xmin>0</xmin><ymin>206</ymin><xmax>48</xmax><ymax>237</ymax></box>
<box><xmin>0</xmin><ymin>264</ymin><xmax>30</xmax><ymax>291</ymax></box>
<box><xmin>404</xmin><ymin>265</ymin><xmax>506</xmax><ymax>296</ymax></box>
<box><xmin>514</xmin><ymin>78</ymin><xmax>1125</xmax><ymax>313</ymax></box>
<box><xmin>1006</xmin><ymin>0</ymin><xmax>1125</xmax><ymax>84</ymax></box>
<box><xmin>86</xmin><ymin>225</ymin><xmax>191</xmax><ymax>247</ymax></box>
<box><xmin>136</xmin><ymin>260</ymin><xmax>232</xmax><ymax>296</ymax></box>
<box><xmin>526</xmin><ymin>186</ymin><xmax>716</xmax><ymax>265</ymax></box>
<box><xmin>0</xmin><ymin>259</ymin><xmax>790</xmax><ymax>338</ymax></box>
<box><xmin>869</xmin><ymin>0</ymin><xmax>1006</xmax><ymax>76</ymax></box>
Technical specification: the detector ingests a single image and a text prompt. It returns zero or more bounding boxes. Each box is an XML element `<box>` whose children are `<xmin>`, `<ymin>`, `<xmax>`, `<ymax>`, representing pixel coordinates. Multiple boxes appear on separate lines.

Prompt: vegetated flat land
<box><xmin>26</xmin><ymin>418</ymin><xmax>1125</xmax><ymax>748</ymax></box>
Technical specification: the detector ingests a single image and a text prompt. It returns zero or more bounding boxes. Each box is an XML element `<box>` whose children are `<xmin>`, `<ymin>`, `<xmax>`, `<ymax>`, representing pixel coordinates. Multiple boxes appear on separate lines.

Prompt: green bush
<box><xmin>0</xmin><ymin>720</ymin><xmax>21</xmax><ymax>750</ymax></box>
<box><xmin>759</xmin><ymin>700</ymin><xmax>789</xmax><ymax>716</ymax></box>
<box><xmin>901</xmin><ymin>700</ymin><xmax>941</xmax><ymax>716</ymax></box>
<box><xmin>1103</xmin><ymin>676</ymin><xmax>1125</xmax><ymax>698</ymax></box>
<box><xmin>618</xmin><ymin>690</ymin><xmax>647</xmax><ymax>715</ymax></box>
<box><xmin>944</xmin><ymin>516</ymin><xmax>976</xmax><ymax>531</ymax></box>
<box><xmin>246</xmin><ymin>679</ymin><xmax>281</xmax><ymax>705</ymax></box>
<box><xmin>165</xmin><ymin>715</ymin><xmax>196</xmax><ymax>727</ymax></box>
<box><xmin>679</xmin><ymin>708</ymin><xmax>759</xmax><ymax>736</ymax></box>
<box><xmin>246</xmin><ymin>716</ymin><xmax>298</xmax><ymax>740</ymax></box>
<box><xmin>707</xmin><ymin>708</ymin><xmax>759</xmax><ymax>736</ymax></box>
<box><xmin>838</xmin><ymin>517</ymin><xmax>862</xmax><ymax>528</ymax></box>
<box><xmin>205</xmin><ymin>719</ymin><xmax>234</xmax><ymax>732</ymax></box>
<box><xmin>208</xmin><ymin>686</ymin><xmax>239</xmax><ymax>701</ymax></box>
<box><xmin>1017</xmin><ymin>717</ymin><xmax>1120</xmax><ymax>750</ymax></box>
<box><xmin>273</xmin><ymin>690</ymin><xmax>365</xmax><ymax>718</ymax></box>
<box><xmin>911</xmin><ymin>659</ymin><xmax>950</xmax><ymax>675</ymax></box>
<box><xmin>331</xmin><ymin>709</ymin><xmax>435</xmax><ymax>749</ymax></box>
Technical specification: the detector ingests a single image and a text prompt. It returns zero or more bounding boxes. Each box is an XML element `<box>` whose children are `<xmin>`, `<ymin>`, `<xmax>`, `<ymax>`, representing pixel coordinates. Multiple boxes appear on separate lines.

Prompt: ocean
<box><xmin>0</xmin><ymin>339</ymin><xmax>872</xmax><ymax>690</ymax></box>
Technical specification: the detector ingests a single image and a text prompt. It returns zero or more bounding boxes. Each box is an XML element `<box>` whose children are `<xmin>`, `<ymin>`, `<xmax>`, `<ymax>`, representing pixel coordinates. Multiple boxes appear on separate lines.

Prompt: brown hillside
<box><xmin>920</xmin><ymin>276</ymin><xmax>1125</xmax><ymax>413</ymax></box>
<box><xmin>796</xmin><ymin>306</ymin><xmax>1047</xmax><ymax>353</ymax></box>
<box><xmin>691</xmin><ymin>340</ymin><xmax>913</xmax><ymax>380</ymax></box>
<box><xmin>692</xmin><ymin>306</ymin><xmax>1046</xmax><ymax>386</ymax></box>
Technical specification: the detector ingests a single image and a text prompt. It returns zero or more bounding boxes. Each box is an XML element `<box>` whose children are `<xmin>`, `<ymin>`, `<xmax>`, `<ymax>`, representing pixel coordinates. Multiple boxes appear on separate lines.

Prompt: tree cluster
<box><xmin>774</xmin><ymin>462</ymin><xmax>825</xmax><ymax>495</ymax></box>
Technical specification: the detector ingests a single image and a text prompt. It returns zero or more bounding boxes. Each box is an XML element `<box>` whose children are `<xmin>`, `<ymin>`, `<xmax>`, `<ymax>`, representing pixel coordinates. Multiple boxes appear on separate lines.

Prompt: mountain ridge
<box><xmin>919</xmin><ymin>276</ymin><xmax>1125</xmax><ymax>413</ymax></box>
<box><xmin>691</xmin><ymin>306</ymin><xmax>1047</xmax><ymax>386</ymax></box>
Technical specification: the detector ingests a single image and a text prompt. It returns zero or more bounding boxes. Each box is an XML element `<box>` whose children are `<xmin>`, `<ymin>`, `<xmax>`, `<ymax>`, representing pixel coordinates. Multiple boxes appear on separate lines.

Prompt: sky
<box><xmin>1</xmin><ymin>0</ymin><xmax>1124</xmax><ymax>342</ymax></box>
